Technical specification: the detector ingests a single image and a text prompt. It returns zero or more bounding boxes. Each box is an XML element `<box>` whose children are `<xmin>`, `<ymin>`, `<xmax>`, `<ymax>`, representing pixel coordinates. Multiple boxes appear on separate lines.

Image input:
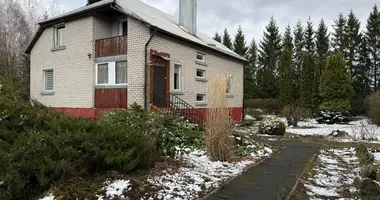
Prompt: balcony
<box><xmin>95</xmin><ymin>35</ymin><xmax>127</xmax><ymax>58</ymax></box>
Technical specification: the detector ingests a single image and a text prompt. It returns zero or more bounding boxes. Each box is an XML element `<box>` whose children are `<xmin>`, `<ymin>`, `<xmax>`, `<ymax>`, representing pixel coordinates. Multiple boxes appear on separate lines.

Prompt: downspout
<box><xmin>144</xmin><ymin>28</ymin><xmax>157</xmax><ymax>110</ymax></box>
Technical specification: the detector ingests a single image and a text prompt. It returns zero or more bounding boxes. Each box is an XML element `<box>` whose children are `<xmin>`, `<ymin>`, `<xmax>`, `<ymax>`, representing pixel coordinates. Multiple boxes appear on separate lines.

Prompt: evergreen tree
<box><xmin>344</xmin><ymin>10</ymin><xmax>361</xmax><ymax>79</ymax></box>
<box><xmin>300</xmin><ymin>52</ymin><xmax>316</xmax><ymax>109</ymax></box>
<box><xmin>213</xmin><ymin>32</ymin><xmax>222</xmax><ymax>43</ymax></box>
<box><xmin>356</xmin><ymin>33</ymin><xmax>372</xmax><ymax>97</ymax></box>
<box><xmin>293</xmin><ymin>21</ymin><xmax>305</xmax><ymax>101</ymax></box>
<box><xmin>233</xmin><ymin>26</ymin><xmax>248</xmax><ymax>56</ymax></box>
<box><xmin>279</xmin><ymin>25</ymin><xmax>294</xmax><ymax>106</ymax></box>
<box><xmin>304</xmin><ymin>17</ymin><xmax>315</xmax><ymax>53</ymax></box>
<box><xmin>366</xmin><ymin>5</ymin><xmax>380</xmax><ymax>91</ymax></box>
<box><xmin>245</xmin><ymin>39</ymin><xmax>258</xmax><ymax>99</ymax></box>
<box><xmin>222</xmin><ymin>28</ymin><xmax>233</xmax><ymax>49</ymax></box>
<box><xmin>257</xmin><ymin>17</ymin><xmax>282</xmax><ymax>98</ymax></box>
<box><xmin>319</xmin><ymin>52</ymin><xmax>353</xmax><ymax>110</ymax></box>
<box><xmin>332</xmin><ymin>13</ymin><xmax>347</xmax><ymax>53</ymax></box>
<box><xmin>315</xmin><ymin>19</ymin><xmax>330</xmax><ymax>108</ymax></box>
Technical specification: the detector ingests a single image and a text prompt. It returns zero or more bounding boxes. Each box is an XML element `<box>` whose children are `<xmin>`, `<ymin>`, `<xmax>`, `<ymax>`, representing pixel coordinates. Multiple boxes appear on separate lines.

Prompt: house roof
<box><xmin>25</xmin><ymin>0</ymin><xmax>246</xmax><ymax>62</ymax></box>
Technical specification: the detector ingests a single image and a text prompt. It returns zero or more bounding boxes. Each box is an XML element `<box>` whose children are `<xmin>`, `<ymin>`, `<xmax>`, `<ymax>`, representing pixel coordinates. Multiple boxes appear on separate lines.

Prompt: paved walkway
<box><xmin>206</xmin><ymin>141</ymin><xmax>321</xmax><ymax>200</ymax></box>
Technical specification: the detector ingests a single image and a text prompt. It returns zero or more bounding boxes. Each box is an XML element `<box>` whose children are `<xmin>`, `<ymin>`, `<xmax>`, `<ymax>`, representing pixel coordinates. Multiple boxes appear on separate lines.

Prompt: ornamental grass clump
<box><xmin>205</xmin><ymin>75</ymin><xmax>234</xmax><ymax>162</ymax></box>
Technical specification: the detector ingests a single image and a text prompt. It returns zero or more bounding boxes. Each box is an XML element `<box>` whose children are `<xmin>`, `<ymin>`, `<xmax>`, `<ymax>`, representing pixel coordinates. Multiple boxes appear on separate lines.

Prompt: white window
<box><xmin>196</xmin><ymin>69</ymin><xmax>206</xmax><ymax>78</ymax></box>
<box><xmin>226</xmin><ymin>75</ymin><xmax>233</xmax><ymax>93</ymax></box>
<box><xmin>115</xmin><ymin>61</ymin><xmax>127</xmax><ymax>84</ymax></box>
<box><xmin>96</xmin><ymin>61</ymin><xmax>127</xmax><ymax>85</ymax></box>
<box><xmin>55</xmin><ymin>25</ymin><xmax>65</xmax><ymax>46</ymax></box>
<box><xmin>174</xmin><ymin>64</ymin><xmax>180</xmax><ymax>90</ymax></box>
<box><xmin>196</xmin><ymin>94</ymin><xmax>206</xmax><ymax>102</ymax></box>
<box><xmin>43</xmin><ymin>69</ymin><xmax>54</xmax><ymax>91</ymax></box>
<box><xmin>196</xmin><ymin>52</ymin><xmax>205</xmax><ymax>62</ymax></box>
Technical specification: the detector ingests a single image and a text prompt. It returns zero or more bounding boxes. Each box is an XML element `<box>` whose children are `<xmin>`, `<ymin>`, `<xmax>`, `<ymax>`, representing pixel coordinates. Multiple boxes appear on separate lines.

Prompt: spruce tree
<box><xmin>300</xmin><ymin>52</ymin><xmax>316</xmax><ymax>109</ymax></box>
<box><xmin>319</xmin><ymin>52</ymin><xmax>353</xmax><ymax>111</ymax></box>
<box><xmin>315</xmin><ymin>19</ymin><xmax>330</xmax><ymax>108</ymax></box>
<box><xmin>344</xmin><ymin>10</ymin><xmax>361</xmax><ymax>79</ymax></box>
<box><xmin>332</xmin><ymin>13</ymin><xmax>347</xmax><ymax>53</ymax></box>
<box><xmin>293</xmin><ymin>21</ymin><xmax>305</xmax><ymax>101</ymax></box>
<box><xmin>222</xmin><ymin>28</ymin><xmax>233</xmax><ymax>50</ymax></box>
<box><xmin>257</xmin><ymin>17</ymin><xmax>282</xmax><ymax>98</ymax></box>
<box><xmin>245</xmin><ymin>39</ymin><xmax>258</xmax><ymax>99</ymax></box>
<box><xmin>233</xmin><ymin>26</ymin><xmax>248</xmax><ymax>56</ymax></box>
<box><xmin>304</xmin><ymin>17</ymin><xmax>315</xmax><ymax>53</ymax></box>
<box><xmin>213</xmin><ymin>32</ymin><xmax>222</xmax><ymax>43</ymax></box>
<box><xmin>366</xmin><ymin>5</ymin><xmax>380</xmax><ymax>91</ymax></box>
<box><xmin>356</xmin><ymin>33</ymin><xmax>372</xmax><ymax>97</ymax></box>
<box><xmin>279</xmin><ymin>25</ymin><xmax>294</xmax><ymax>106</ymax></box>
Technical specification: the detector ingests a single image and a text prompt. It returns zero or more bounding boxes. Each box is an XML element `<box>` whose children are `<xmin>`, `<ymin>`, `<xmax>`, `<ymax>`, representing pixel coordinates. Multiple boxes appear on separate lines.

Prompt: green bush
<box><xmin>367</xmin><ymin>92</ymin><xmax>380</xmax><ymax>126</ymax></box>
<box><xmin>258</xmin><ymin>118</ymin><xmax>286</xmax><ymax>135</ymax></box>
<box><xmin>281</xmin><ymin>105</ymin><xmax>311</xmax><ymax>127</ymax></box>
<box><xmin>0</xmin><ymin>78</ymin><xmax>204</xmax><ymax>200</ymax></box>
<box><xmin>244</xmin><ymin>98</ymin><xmax>282</xmax><ymax>114</ymax></box>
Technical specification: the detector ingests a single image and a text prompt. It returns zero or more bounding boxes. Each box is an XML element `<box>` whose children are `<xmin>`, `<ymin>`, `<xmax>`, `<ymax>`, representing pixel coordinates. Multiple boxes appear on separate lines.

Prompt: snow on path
<box><xmin>304</xmin><ymin>148</ymin><xmax>360</xmax><ymax>199</ymax></box>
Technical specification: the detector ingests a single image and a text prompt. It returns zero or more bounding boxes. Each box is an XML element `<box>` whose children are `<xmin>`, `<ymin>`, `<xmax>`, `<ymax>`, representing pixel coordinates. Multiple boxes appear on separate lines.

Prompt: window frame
<box><xmin>196</xmin><ymin>52</ymin><xmax>205</xmax><ymax>63</ymax></box>
<box><xmin>173</xmin><ymin>64</ymin><xmax>181</xmax><ymax>91</ymax></box>
<box><xmin>43</xmin><ymin>69</ymin><xmax>54</xmax><ymax>92</ymax></box>
<box><xmin>196</xmin><ymin>68</ymin><xmax>206</xmax><ymax>79</ymax></box>
<box><xmin>96</xmin><ymin>61</ymin><xmax>128</xmax><ymax>86</ymax></box>
<box><xmin>54</xmin><ymin>24</ymin><xmax>65</xmax><ymax>47</ymax></box>
<box><xmin>196</xmin><ymin>93</ymin><xmax>206</xmax><ymax>103</ymax></box>
<box><xmin>115</xmin><ymin>61</ymin><xmax>128</xmax><ymax>84</ymax></box>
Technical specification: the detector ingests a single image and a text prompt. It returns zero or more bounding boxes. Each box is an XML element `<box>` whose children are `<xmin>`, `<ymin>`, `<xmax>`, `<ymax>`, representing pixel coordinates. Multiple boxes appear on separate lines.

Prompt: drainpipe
<box><xmin>144</xmin><ymin>28</ymin><xmax>157</xmax><ymax>110</ymax></box>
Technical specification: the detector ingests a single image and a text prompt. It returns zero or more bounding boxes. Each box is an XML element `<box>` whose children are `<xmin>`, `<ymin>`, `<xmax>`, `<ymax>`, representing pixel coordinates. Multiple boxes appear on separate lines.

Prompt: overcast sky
<box><xmin>53</xmin><ymin>0</ymin><xmax>379</xmax><ymax>44</ymax></box>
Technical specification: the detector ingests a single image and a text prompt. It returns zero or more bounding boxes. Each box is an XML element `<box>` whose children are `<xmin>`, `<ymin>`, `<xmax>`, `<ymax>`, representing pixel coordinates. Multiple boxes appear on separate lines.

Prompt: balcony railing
<box><xmin>95</xmin><ymin>35</ymin><xmax>127</xmax><ymax>58</ymax></box>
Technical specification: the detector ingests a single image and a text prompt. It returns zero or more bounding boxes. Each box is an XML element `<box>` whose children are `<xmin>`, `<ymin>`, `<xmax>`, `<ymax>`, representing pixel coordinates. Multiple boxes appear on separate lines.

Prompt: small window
<box><xmin>97</xmin><ymin>63</ymin><xmax>109</xmax><ymax>84</ymax></box>
<box><xmin>226</xmin><ymin>75</ymin><xmax>233</xmax><ymax>93</ymax></box>
<box><xmin>174</xmin><ymin>64</ymin><xmax>180</xmax><ymax>90</ymax></box>
<box><xmin>115</xmin><ymin>61</ymin><xmax>127</xmax><ymax>84</ymax></box>
<box><xmin>43</xmin><ymin>69</ymin><xmax>54</xmax><ymax>91</ymax></box>
<box><xmin>196</xmin><ymin>94</ymin><xmax>206</xmax><ymax>102</ymax></box>
<box><xmin>196</xmin><ymin>69</ymin><xmax>206</xmax><ymax>78</ymax></box>
<box><xmin>55</xmin><ymin>25</ymin><xmax>65</xmax><ymax>46</ymax></box>
<box><xmin>196</xmin><ymin>52</ymin><xmax>205</xmax><ymax>62</ymax></box>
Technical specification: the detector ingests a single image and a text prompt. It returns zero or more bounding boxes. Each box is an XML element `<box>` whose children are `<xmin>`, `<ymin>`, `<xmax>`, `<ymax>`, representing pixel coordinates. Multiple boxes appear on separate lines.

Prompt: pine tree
<box><xmin>366</xmin><ymin>5</ymin><xmax>380</xmax><ymax>91</ymax></box>
<box><xmin>257</xmin><ymin>17</ymin><xmax>282</xmax><ymax>98</ymax></box>
<box><xmin>293</xmin><ymin>21</ymin><xmax>304</xmax><ymax>101</ymax></box>
<box><xmin>233</xmin><ymin>26</ymin><xmax>248</xmax><ymax>56</ymax></box>
<box><xmin>245</xmin><ymin>39</ymin><xmax>258</xmax><ymax>99</ymax></box>
<box><xmin>319</xmin><ymin>52</ymin><xmax>353</xmax><ymax>111</ymax></box>
<box><xmin>315</xmin><ymin>19</ymin><xmax>330</xmax><ymax>108</ymax></box>
<box><xmin>344</xmin><ymin>10</ymin><xmax>361</xmax><ymax>79</ymax></box>
<box><xmin>279</xmin><ymin>25</ymin><xmax>294</xmax><ymax>106</ymax></box>
<box><xmin>213</xmin><ymin>32</ymin><xmax>222</xmax><ymax>43</ymax></box>
<box><xmin>222</xmin><ymin>28</ymin><xmax>233</xmax><ymax>49</ymax></box>
<box><xmin>300</xmin><ymin>52</ymin><xmax>316</xmax><ymax>109</ymax></box>
<box><xmin>332</xmin><ymin>13</ymin><xmax>347</xmax><ymax>53</ymax></box>
<box><xmin>304</xmin><ymin>17</ymin><xmax>315</xmax><ymax>53</ymax></box>
<box><xmin>356</xmin><ymin>33</ymin><xmax>372</xmax><ymax>97</ymax></box>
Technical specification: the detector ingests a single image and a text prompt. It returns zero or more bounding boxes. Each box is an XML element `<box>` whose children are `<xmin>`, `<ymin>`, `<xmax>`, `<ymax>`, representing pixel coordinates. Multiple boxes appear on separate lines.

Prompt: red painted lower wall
<box><xmin>53</xmin><ymin>107</ymin><xmax>243</xmax><ymax>122</ymax></box>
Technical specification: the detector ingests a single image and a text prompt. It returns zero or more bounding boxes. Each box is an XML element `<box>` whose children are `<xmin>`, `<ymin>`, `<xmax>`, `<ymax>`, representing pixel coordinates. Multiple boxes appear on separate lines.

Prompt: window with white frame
<box><xmin>196</xmin><ymin>52</ymin><xmax>205</xmax><ymax>62</ymax></box>
<box><xmin>43</xmin><ymin>69</ymin><xmax>54</xmax><ymax>91</ymax></box>
<box><xmin>96</xmin><ymin>61</ymin><xmax>127</xmax><ymax>85</ymax></box>
<box><xmin>226</xmin><ymin>75</ymin><xmax>233</xmax><ymax>93</ymax></box>
<box><xmin>55</xmin><ymin>25</ymin><xmax>65</xmax><ymax>47</ymax></box>
<box><xmin>196</xmin><ymin>94</ymin><xmax>206</xmax><ymax>102</ymax></box>
<box><xmin>173</xmin><ymin>64</ymin><xmax>181</xmax><ymax>90</ymax></box>
<box><xmin>196</xmin><ymin>69</ymin><xmax>206</xmax><ymax>78</ymax></box>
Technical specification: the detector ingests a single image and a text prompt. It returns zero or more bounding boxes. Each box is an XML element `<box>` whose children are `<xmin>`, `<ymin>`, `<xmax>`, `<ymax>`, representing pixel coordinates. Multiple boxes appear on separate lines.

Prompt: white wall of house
<box><xmin>30</xmin><ymin>16</ymin><xmax>96</xmax><ymax>108</ymax></box>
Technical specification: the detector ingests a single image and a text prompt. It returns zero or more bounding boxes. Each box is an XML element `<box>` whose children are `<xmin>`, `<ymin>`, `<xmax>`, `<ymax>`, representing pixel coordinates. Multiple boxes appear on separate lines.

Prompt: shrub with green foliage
<box><xmin>258</xmin><ymin>117</ymin><xmax>286</xmax><ymax>135</ymax></box>
<box><xmin>281</xmin><ymin>105</ymin><xmax>311</xmax><ymax>127</ymax></box>
<box><xmin>367</xmin><ymin>92</ymin><xmax>380</xmax><ymax>126</ymax></box>
<box><xmin>244</xmin><ymin>98</ymin><xmax>282</xmax><ymax>114</ymax></box>
<box><xmin>0</xmin><ymin>78</ymin><xmax>204</xmax><ymax>200</ymax></box>
<box><xmin>319</xmin><ymin>52</ymin><xmax>354</xmax><ymax>111</ymax></box>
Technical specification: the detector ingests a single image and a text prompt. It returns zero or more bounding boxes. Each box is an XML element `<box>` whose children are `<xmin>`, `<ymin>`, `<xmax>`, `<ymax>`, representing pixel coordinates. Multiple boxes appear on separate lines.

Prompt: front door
<box><xmin>153</xmin><ymin>65</ymin><xmax>167</xmax><ymax>106</ymax></box>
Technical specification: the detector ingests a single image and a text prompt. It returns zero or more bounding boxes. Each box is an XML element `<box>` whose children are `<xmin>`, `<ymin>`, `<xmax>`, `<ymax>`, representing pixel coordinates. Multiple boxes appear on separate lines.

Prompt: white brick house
<box><xmin>25</xmin><ymin>0</ymin><xmax>246</xmax><ymax>122</ymax></box>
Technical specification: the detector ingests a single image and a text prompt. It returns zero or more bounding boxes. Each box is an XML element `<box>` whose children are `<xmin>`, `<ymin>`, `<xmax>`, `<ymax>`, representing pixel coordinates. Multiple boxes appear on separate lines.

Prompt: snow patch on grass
<box><xmin>374</xmin><ymin>152</ymin><xmax>380</xmax><ymax>163</ymax></box>
<box><xmin>97</xmin><ymin>180</ymin><xmax>131</xmax><ymax>200</ymax></box>
<box><xmin>305</xmin><ymin>148</ymin><xmax>360</xmax><ymax>199</ymax></box>
<box><xmin>245</xmin><ymin>114</ymin><xmax>255</xmax><ymax>120</ymax></box>
<box><xmin>40</xmin><ymin>193</ymin><xmax>55</xmax><ymax>200</ymax></box>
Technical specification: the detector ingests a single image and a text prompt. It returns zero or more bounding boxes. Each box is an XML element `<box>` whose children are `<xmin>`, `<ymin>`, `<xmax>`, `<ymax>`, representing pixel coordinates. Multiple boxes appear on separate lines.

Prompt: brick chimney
<box><xmin>179</xmin><ymin>0</ymin><xmax>197</xmax><ymax>35</ymax></box>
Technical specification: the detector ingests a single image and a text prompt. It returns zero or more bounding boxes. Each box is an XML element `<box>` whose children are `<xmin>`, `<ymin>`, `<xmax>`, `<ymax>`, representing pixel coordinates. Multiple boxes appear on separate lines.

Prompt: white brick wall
<box><xmin>30</xmin><ymin>16</ymin><xmax>96</xmax><ymax>108</ymax></box>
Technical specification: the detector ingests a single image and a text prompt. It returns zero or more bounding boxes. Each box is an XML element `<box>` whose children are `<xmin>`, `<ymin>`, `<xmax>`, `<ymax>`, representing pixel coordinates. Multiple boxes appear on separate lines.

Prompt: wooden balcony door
<box><xmin>150</xmin><ymin>50</ymin><xmax>170</xmax><ymax>107</ymax></box>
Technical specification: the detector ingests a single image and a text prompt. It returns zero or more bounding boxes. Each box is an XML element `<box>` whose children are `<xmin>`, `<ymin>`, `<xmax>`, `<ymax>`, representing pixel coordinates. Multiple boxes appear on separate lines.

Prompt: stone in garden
<box><xmin>328</xmin><ymin>130</ymin><xmax>350</xmax><ymax>138</ymax></box>
<box><xmin>361</xmin><ymin>165</ymin><xmax>378</xmax><ymax>180</ymax></box>
<box><xmin>359</xmin><ymin>178</ymin><xmax>380</xmax><ymax>200</ymax></box>
<box><xmin>356</xmin><ymin>143</ymin><xmax>375</xmax><ymax>165</ymax></box>
<box><xmin>258</xmin><ymin>118</ymin><xmax>286</xmax><ymax>135</ymax></box>
<box><xmin>354</xmin><ymin>177</ymin><xmax>361</xmax><ymax>188</ymax></box>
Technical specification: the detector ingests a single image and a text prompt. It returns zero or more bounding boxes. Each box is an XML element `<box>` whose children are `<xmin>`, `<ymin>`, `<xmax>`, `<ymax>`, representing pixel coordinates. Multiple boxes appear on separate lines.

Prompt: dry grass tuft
<box><xmin>205</xmin><ymin>75</ymin><xmax>234</xmax><ymax>162</ymax></box>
